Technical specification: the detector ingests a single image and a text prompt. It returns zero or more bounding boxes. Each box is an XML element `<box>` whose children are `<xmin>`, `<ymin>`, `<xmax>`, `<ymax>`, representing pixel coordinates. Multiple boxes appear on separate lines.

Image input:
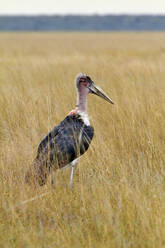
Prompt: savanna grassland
<box><xmin>0</xmin><ymin>32</ymin><xmax>165</xmax><ymax>248</ymax></box>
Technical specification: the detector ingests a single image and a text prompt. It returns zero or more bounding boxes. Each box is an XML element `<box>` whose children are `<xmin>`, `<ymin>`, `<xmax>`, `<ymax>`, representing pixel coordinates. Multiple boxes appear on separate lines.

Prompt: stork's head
<box><xmin>75</xmin><ymin>73</ymin><xmax>114</xmax><ymax>104</ymax></box>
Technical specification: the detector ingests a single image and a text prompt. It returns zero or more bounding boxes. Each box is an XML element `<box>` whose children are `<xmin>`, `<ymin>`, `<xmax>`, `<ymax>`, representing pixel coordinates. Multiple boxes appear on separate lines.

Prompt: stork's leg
<box><xmin>70</xmin><ymin>165</ymin><xmax>74</xmax><ymax>188</ymax></box>
<box><xmin>69</xmin><ymin>159</ymin><xmax>77</xmax><ymax>187</ymax></box>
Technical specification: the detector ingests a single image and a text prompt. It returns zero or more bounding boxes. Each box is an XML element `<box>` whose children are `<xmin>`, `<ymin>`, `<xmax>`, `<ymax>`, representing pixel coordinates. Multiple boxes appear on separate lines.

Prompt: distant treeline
<box><xmin>0</xmin><ymin>15</ymin><xmax>165</xmax><ymax>31</ymax></box>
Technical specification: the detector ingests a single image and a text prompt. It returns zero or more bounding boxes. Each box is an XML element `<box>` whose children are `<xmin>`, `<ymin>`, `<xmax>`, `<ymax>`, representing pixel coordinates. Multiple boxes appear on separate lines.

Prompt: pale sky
<box><xmin>0</xmin><ymin>0</ymin><xmax>165</xmax><ymax>15</ymax></box>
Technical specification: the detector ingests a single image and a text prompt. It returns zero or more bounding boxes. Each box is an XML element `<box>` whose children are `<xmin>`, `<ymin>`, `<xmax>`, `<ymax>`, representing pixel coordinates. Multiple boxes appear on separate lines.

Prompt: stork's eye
<box><xmin>79</xmin><ymin>78</ymin><xmax>88</xmax><ymax>87</ymax></box>
<box><xmin>79</xmin><ymin>78</ymin><xmax>86</xmax><ymax>83</ymax></box>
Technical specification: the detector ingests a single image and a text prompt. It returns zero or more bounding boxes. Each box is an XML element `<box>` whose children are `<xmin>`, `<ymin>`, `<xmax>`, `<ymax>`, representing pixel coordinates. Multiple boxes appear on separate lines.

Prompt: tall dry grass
<box><xmin>0</xmin><ymin>32</ymin><xmax>165</xmax><ymax>248</ymax></box>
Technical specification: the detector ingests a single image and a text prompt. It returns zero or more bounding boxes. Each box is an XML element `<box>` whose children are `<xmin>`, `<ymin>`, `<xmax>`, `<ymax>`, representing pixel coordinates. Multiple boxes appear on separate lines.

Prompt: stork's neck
<box><xmin>76</xmin><ymin>87</ymin><xmax>88</xmax><ymax>113</ymax></box>
<box><xmin>68</xmin><ymin>86</ymin><xmax>90</xmax><ymax>125</ymax></box>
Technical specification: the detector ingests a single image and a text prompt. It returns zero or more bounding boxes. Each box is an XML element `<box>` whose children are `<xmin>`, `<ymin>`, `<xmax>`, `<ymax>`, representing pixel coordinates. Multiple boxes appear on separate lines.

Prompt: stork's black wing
<box><xmin>35</xmin><ymin>114</ymin><xmax>94</xmax><ymax>170</ymax></box>
<box><xmin>37</xmin><ymin>125</ymin><xmax>59</xmax><ymax>154</ymax></box>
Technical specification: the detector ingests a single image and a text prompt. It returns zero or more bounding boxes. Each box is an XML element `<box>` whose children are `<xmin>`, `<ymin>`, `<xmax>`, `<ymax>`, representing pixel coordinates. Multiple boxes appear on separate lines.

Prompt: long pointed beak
<box><xmin>89</xmin><ymin>82</ymin><xmax>114</xmax><ymax>104</ymax></box>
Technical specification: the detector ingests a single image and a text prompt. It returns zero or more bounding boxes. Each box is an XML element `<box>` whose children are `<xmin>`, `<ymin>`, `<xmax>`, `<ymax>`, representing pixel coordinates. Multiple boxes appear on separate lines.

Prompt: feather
<box><xmin>33</xmin><ymin>114</ymin><xmax>94</xmax><ymax>185</ymax></box>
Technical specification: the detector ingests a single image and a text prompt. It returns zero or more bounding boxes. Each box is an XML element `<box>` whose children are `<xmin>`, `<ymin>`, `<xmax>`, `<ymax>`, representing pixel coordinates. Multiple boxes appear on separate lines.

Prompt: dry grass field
<box><xmin>0</xmin><ymin>32</ymin><xmax>165</xmax><ymax>248</ymax></box>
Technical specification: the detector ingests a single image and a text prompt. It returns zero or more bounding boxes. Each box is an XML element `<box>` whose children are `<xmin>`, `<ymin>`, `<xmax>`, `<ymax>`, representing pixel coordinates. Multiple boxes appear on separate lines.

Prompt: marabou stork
<box><xmin>30</xmin><ymin>73</ymin><xmax>114</xmax><ymax>187</ymax></box>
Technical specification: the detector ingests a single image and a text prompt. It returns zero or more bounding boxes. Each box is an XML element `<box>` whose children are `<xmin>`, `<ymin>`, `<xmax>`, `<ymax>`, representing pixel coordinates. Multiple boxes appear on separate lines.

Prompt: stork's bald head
<box><xmin>75</xmin><ymin>73</ymin><xmax>114</xmax><ymax>104</ymax></box>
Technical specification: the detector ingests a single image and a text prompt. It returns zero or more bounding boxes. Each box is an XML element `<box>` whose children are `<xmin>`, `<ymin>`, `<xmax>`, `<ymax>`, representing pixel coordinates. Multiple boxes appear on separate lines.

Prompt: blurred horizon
<box><xmin>1</xmin><ymin>14</ymin><xmax>165</xmax><ymax>31</ymax></box>
<box><xmin>1</xmin><ymin>0</ymin><xmax>165</xmax><ymax>31</ymax></box>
